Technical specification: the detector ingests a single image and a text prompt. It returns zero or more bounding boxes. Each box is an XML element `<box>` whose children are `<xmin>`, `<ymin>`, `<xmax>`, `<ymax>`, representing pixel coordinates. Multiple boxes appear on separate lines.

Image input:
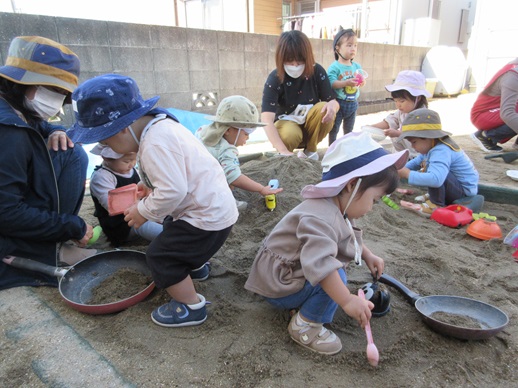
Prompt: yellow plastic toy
<box><xmin>265</xmin><ymin>194</ymin><xmax>276</xmax><ymax>211</ymax></box>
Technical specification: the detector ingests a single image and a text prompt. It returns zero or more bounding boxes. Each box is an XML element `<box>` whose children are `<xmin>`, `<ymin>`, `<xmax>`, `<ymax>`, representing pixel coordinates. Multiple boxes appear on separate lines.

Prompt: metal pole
<box><xmin>361</xmin><ymin>0</ymin><xmax>368</xmax><ymax>39</ymax></box>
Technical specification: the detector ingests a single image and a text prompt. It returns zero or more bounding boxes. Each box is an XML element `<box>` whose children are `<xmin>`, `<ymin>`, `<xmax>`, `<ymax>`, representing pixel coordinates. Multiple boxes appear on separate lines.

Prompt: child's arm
<box><xmin>384</xmin><ymin>112</ymin><xmax>404</xmax><ymax>138</ymax></box>
<box><xmin>230</xmin><ymin>174</ymin><xmax>283</xmax><ymax>196</ymax></box>
<box><xmin>405</xmin><ymin>148</ymin><xmax>451</xmax><ymax>188</ymax></box>
<box><xmin>328</xmin><ymin>64</ymin><xmax>360</xmax><ymax>90</ymax></box>
<box><xmin>331</xmin><ymin>77</ymin><xmax>359</xmax><ymax>90</ymax></box>
<box><xmin>369</xmin><ymin>120</ymin><xmax>390</xmax><ymax>130</ymax></box>
<box><xmin>320</xmin><ymin>270</ymin><xmax>373</xmax><ymax>328</ymax></box>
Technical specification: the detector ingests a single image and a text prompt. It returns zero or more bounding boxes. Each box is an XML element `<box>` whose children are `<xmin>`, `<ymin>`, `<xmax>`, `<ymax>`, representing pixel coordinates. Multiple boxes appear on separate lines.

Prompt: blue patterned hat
<box><xmin>67</xmin><ymin>74</ymin><xmax>159</xmax><ymax>144</ymax></box>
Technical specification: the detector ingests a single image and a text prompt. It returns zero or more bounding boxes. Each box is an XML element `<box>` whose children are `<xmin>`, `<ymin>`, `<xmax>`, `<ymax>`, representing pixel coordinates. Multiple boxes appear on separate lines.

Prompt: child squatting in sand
<box><xmin>245</xmin><ymin>132</ymin><xmax>408</xmax><ymax>355</ymax></box>
<box><xmin>397</xmin><ymin>108</ymin><xmax>483</xmax><ymax>215</ymax></box>
<box><xmin>67</xmin><ymin>74</ymin><xmax>238</xmax><ymax>327</ymax></box>
<box><xmin>196</xmin><ymin>95</ymin><xmax>283</xmax><ymax>211</ymax></box>
<box><xmin>88</xmin><ymin>144</ymin><xmax>162</xmax><ymax>246</ymax></box>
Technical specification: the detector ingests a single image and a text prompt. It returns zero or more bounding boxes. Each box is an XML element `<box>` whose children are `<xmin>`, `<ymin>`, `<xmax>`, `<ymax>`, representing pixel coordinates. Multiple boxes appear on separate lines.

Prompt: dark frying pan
<box><xmin>379</xmin><ymin>273</ymin><xmax>509</xmax><ymax>340</ymax></box>
<box><xmin>3</xmin><ymin>250</ymin><xmax>154</xmax><ymax>315</ymax></box>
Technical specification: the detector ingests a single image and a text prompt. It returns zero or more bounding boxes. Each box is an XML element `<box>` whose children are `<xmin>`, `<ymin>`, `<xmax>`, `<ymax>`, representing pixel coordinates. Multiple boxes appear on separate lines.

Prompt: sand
<box><xmin>3</xmin><ymin>102</ymin><xmax>518</xmax><ymax>386</ymax></box>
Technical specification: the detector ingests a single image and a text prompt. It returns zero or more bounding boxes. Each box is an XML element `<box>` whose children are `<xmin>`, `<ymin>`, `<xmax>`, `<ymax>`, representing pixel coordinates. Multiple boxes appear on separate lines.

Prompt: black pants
<box><xmin>146</xmin><ymin>217</ymin><xmax>233</xmax><ymax>289</ymax></box>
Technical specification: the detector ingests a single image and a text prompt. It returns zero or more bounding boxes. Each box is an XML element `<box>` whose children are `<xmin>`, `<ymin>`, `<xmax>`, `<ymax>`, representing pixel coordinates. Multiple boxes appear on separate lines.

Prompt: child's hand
<box><xmin>398</xmin><ymin>167</ymin><xmax>411</xmax><ymax>179</ymax></box>
<box><xmin>260</xmin><ymin>186</ymin><xmax>283</xmax><ymax>196</ymax></box>
<box><xmin>345</xmin><ymin>78</ymin><xmax>359</xmax><ymax>87</ymax></box>
<box><xmin>384</xmin><ymin>128</ymin><xmax>401</xmax><ymax>138</ymax></box>
<box><xmin>343</xmin><ymin>294</ymin><xmax>374</xmax><ymax>329</ymax></box>
<box><xmin>137</xmin><ymin>182</ymin><xmax>152</xmax><ymax>199</ymax></box>
<box><xmin>124</xmin><ymin>203</ymin><xmax>148</xmax><ymax>229</ymax></box>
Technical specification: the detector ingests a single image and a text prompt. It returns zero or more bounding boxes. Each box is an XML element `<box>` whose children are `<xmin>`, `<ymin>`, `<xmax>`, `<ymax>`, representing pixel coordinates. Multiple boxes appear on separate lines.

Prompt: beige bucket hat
<box><xmin>198</xmin><ymin>95</ymin><xmax>266</xmax><ymax>146</ymax></box>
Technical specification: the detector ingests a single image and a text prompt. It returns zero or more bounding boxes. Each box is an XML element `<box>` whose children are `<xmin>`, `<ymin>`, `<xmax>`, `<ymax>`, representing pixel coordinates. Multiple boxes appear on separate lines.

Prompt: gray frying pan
<box><xmin>379</xmin><ymin>273</ymin><xmax>509</xmax><ymax>340</ymax></box>
<box><xmin>3</xmin><ymin>250</ymin><xmax>154</xmax><ymax>314</ymax></box>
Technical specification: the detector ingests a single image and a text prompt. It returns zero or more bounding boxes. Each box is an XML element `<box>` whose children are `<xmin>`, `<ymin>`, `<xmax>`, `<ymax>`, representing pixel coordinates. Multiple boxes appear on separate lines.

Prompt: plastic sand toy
<box><xmin>354</xmin><ymin>69</ymin><xmax>369</xmax><ymax>85</ymax></box>
<box><xmin>430</xmin><ymin>205</ymin><xmax>473</xmax><ymax>228</ymax></box>
<box><xmin>108</xmin><ymin>183</ymin><xmax>138</xmax><ymax>216</ymax></box>
<box><xmin>382</xmin><ymin>195</ymin><xmax>399</xmax><ymax>210</ymax></box>
<box><xmin>87</xmin><ymin>225</ymin><xmax>103</xmax><ymax>245</ymax></box>
<box><xmin>466</xmin><ymin>219</ymin><xmax>503</xmax><ymax>241</ymax></box>
<box><xmin>265</xmin><ymin>194</ymin><xmax>276</xmax><ymax>211</ymax></box>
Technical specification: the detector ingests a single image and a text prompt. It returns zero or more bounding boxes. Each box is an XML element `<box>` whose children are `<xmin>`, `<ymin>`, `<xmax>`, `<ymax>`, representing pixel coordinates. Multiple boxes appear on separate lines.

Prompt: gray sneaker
<box><xmin>287</xmin><ymin>312</ymin><xmax>342</xmax><ymax>355</ymax></box>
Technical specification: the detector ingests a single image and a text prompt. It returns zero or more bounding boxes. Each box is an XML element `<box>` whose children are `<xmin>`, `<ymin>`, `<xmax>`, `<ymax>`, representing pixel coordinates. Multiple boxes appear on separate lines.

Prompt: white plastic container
<box><xmin>421</xmin><ymin>46</ymin><xmax>468</xmax><ymax>96</ymax></box>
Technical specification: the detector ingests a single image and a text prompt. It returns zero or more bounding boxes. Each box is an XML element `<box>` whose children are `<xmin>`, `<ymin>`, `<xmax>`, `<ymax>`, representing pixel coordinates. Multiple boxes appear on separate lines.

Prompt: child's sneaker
<box><xmin>151</xmin><ymin>294</ymin><xmax>207</xmax><ymax>327</ymax></box>
<box><xmin>452</xmin><ymin>194</ymin><xmax>485</xmax><ymax>213</ymax></box>
<box><xmin>471</xmin><ymin>131</ymin><xmax>503</xmax><ymax>152</ymax></box>
<box><xmin>191</xmin><ymin>263</ymin><xmax>210</xmax><ymax>281</ymax></box>
<box><xmin>287</xmin><ymin>312</ymin><xmax>342</xmax><ymax>355</ymax></box>
<box><xmin>414</xmin><ymin>193</ymin><xmax>430</xmax><ymax>202</ymax></box>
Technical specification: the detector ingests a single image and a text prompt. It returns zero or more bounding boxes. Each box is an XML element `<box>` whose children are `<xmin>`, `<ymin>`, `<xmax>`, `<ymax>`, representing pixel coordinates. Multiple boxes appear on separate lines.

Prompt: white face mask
<box><xmin>284</xmin><ymin>64</ymin><xmax>305</xmax><ymax>79</ymax></box>
<box><xmin>24</xmin><ymin>86</ymin><xmax>66</xmax><ymax>120</ymax></box>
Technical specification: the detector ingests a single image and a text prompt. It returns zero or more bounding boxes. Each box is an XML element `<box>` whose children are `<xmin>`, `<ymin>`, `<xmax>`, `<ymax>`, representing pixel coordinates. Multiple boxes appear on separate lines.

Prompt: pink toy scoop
<box><xmin>358</xmin><ymin>288</ymin><xmax>380</xmax><ymax>367</ymax></box>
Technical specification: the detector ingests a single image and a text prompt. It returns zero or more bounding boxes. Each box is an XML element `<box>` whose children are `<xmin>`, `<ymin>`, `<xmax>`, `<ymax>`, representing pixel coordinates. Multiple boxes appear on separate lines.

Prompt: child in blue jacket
<box><xmin>397</xmin><ymin>108</ymin><xmax>483</xmax><ymax>214</ymax></box>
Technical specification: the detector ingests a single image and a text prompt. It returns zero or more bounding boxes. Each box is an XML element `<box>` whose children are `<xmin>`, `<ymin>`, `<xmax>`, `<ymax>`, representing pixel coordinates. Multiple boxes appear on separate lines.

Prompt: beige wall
<box><xmin>253</xmin><ymin>0</ymin><xmax>283</xmax><ymax>36</ymax></box>
<box><xmin>0</xmin><ymin>12</ymin><xmax>429</xmax><ymax>126</ymax></box>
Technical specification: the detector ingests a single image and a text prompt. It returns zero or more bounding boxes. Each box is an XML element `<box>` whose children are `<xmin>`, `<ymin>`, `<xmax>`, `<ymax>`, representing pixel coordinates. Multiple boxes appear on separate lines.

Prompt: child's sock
<box><xmin>296</xmin><ymin>312</ymin><xmax>311</xmax><ymax>326</ymax></box>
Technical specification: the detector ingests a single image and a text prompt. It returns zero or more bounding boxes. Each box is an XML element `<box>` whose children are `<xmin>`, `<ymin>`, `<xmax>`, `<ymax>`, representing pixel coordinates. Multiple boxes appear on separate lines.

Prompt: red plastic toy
<box><xmin>430</xmin><ymin>204</ymin><xmax>473</xmax><ymax>228</ymax></box>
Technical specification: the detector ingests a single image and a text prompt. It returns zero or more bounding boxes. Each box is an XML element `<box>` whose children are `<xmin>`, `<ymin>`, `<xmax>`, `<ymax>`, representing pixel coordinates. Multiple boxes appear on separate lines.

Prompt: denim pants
<box><xmin>328</xmin><ymin>99</ymin><xmax>358</xmax><ymax>145</ymax></box>
<box><xmin>428</xmin><ymin>171</ymin><xmax>465</xmax><ymax>207</ymax></box>
<box><xmin>483</xmin><ymin>123</ymin><xmax>518</xmax><ymax>144</ymax></box>
<box><xmin>49</xmin><ymin>144</ymin><xmax>89</xmax><ymax>216</ymax></box>
<box><xmin>265</xmin><ymin>268</ymin><xmax>347</xmax><ymax>324</ymax></box>
<box><xmin>128</xmin><ymin>220</ymin><xmax>163</xmax><ymax>242</ymax></box>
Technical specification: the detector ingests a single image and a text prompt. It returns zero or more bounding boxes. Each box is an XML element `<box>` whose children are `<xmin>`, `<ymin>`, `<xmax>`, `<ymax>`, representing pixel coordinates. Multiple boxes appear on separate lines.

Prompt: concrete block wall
<box><xmin>0</xmin><ymin>12</ymin><xmax>429</xmax><ymax>125</ymax></box>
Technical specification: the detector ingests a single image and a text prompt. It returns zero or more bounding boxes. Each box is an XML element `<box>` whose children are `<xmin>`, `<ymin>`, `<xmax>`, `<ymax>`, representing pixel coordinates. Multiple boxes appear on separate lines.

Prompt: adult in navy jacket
<box><xmin>0</xmin><ymin>36</ymin><xmax>94</xmax><ymax>290</ymax></box>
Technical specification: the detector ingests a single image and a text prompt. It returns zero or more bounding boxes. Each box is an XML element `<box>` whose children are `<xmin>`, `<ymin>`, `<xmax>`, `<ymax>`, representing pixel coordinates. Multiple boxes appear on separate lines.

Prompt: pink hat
<box><xmin>385</xmin><ymin>70</ymin><xmax>431</xmax><ymax>98</ymax></box>
<box><xmin>301</xmin><ymin>132</ymin><xmax>408</xmax><ymax>199</ymax></box>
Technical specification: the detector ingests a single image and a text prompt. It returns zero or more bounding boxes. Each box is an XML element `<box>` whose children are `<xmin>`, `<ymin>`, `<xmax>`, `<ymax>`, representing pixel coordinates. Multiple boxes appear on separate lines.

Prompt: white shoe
<box><xmin>59</xmin><ymin>243</ymin><xmax>97</xmax><ymax>266</ymax></box>
<box><xmin>287</xmin><ymin>312</ymin><xmax>342</xmax><ymax>355</ymax></box>
<box><xmin>513</xmin><ymin>143</ymin><xmax>518</xmax><ymax>150</ymax></box>
<box><xmin>415</xmin><ymin>193</ymin><xmax>430</xmax><ymax>202</ymax></box>
<box><xmin>297</xmin><ymin>150</ymin><xmax>319</xmax><ymax>161</ymax></box>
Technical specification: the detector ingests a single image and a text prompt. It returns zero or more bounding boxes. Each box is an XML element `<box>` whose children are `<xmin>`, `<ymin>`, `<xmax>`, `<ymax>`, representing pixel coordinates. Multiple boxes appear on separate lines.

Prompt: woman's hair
<box><xmin>0</xmin><ymin>78</ymin><xmax>40</xmax><ymax>124</ymax></box>
<box><xmin>356</xmin><ymin>165</ymin><xmax>400</xmax><ymax>196</ymax></box>
<box><xmin>391</xmin><ymin>89</ymin><xmax>428</xmax><ymax>109</ymax></box>
<box><xmin>275</xmin><ymin>30</ymin><xmax>315</xmax><ymax>83</ymax></box>
<box><xmin>333</xmin><ymin>28</ymin><xmax>357</xmax><ymax>60</ymax></box>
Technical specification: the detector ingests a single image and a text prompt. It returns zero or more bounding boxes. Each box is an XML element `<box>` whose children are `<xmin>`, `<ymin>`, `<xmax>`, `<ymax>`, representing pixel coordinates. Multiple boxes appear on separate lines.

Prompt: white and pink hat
<box><xmin>385</xmin><ymin>70</ymin><xmax>431</xmax><ymax>98</ymax></box>
<box><xmin>301</xmin><ymin>132</ymin><xmax>408</xmax><ymax>199</ymax></box>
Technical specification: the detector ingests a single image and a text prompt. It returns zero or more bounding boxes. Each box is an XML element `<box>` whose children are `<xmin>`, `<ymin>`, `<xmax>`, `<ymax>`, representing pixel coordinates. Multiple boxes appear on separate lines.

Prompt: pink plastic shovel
<box><xmin>358</xmin><ymin>288</ymin><xmax>379</xmax><ymax>367</ymax></box>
